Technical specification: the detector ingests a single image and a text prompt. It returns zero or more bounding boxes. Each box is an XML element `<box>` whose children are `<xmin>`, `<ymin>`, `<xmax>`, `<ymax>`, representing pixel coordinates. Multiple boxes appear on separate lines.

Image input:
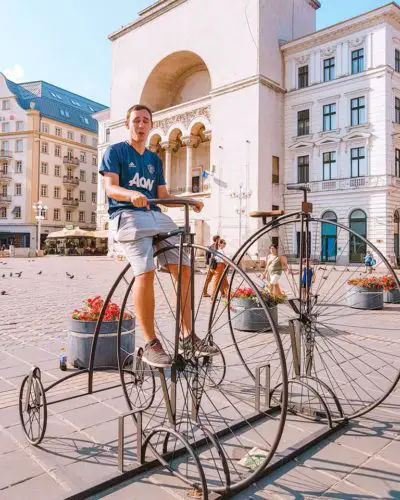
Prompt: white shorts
<box><xmin>269</xmin><ymin>273</ymin><xmax>282</xmax><ymax>285</ymax></box>
<box><xmin>110</xmin><ymin>210</ymin><xmax>190</xmax><ymax>276</ymax></box>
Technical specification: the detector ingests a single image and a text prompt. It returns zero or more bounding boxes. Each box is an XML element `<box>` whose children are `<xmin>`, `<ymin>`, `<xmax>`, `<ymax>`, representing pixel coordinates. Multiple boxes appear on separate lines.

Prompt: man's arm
<box><xmin>103</xmin><ymin>172</ymin><xmax>149</xmax><ymax>209</ymax></box>
<box><xmin>157</xmin><ymin>185</ymin><xmax>203</xmax><ymax>213</ymax></box>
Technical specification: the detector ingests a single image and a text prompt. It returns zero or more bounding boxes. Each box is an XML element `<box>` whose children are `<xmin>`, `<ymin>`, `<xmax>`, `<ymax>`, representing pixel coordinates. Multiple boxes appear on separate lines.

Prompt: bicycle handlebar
<box><xmin>147</xmin><ymin>198</ymin><xmax>200</xmax><ymax>207</ymax></box>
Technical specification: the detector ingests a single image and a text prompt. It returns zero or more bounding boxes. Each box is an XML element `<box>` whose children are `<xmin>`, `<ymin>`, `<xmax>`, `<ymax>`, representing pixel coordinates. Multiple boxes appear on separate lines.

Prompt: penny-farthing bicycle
<box><xmin>223</xmin><ymin>186</ymin><xmax>400</xmax><ymax>431</ymax></box>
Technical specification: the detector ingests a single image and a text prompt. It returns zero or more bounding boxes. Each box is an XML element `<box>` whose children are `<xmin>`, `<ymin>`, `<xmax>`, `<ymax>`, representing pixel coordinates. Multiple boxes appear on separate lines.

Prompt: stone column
<box><xmin>336</xmin><ymin>44</ymin><xmax>342</xmax><ymax>78</ymax></box>
<box><xmin>160</xmin><ymin>141</ymin><xmax>173</xmax><ymax>188</ymax></box>
<box><xmin>182</xmin><ymin>135</ymin><xmax>200</xmax><ymax>194</ymax></box>
<box><xmin>367</xmin><ymin>33</ymin><xmax>373</xmax><ymax>70</ymax></box>
<box><xmin>342</xmin><ymin>41</ymin><xmax>350</xmax><ymax>76</ymax></box>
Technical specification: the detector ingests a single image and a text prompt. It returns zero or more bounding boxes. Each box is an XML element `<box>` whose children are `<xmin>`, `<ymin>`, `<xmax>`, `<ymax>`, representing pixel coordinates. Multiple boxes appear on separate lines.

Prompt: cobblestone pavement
<box><xmin>0</xmin><ymin>256</ymin><xmax>399</xmax><ymax>499</ymax></box>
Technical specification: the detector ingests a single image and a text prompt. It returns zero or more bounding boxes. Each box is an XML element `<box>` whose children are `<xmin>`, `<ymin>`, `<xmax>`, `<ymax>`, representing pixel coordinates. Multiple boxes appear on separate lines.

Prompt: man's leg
<box><xmin>202</xmin><ymin>267</ymin><xmax>214</xmax><ymax>297</ymax></box>
<box><xmin>133</xmin><ymin>270</ymin><xmax>156</xmax><ymax>343</ymax></box>
<box><xmin>168</xmin><ymin>264</ymin><xmax>192</xmax><ymax>338</ymax></box>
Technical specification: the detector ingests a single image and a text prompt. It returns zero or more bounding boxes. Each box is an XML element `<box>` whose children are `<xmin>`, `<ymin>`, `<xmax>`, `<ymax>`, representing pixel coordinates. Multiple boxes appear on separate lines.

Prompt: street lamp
<box><xmin>230</xmin><ymin>182</ymin><xmax>252</xmax><ymax>246</ymax></box>
<box><xmin>32</xmin><ymin>200</ymin><xmax>48</xmax><ymax>252</ymax></box>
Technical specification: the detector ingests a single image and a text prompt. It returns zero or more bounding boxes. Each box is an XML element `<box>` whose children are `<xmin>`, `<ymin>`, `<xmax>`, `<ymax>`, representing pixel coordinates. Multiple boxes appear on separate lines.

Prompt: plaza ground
<box><xmin>0</xmin><ymin>256</ymin><xmax>399</xmax><ymax>499</ymax></box>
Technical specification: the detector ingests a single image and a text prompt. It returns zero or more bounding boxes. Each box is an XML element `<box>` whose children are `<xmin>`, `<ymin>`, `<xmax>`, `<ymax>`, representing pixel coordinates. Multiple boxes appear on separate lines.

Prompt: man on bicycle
<box><xmin>100</xmin><ymin>104</ymin><xmax>218</xmax><ymax>368</ymax></box>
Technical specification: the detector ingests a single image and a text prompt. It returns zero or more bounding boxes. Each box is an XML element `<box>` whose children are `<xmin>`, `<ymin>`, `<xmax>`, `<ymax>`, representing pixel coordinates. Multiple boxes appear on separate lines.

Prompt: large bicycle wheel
<box><xmin>117</xmin><ymin>243</ymin><xmax>288</xmax><ymax>495</ymax></box>
<box><xmin>228</xmin><ymin>212</ymin><xmax>400</xmax><ymax>423</ymax></box>
<box><xmin>19</xmin><ymin>369</ymin><xmax>47</xmax><ymax>445</ymax></box>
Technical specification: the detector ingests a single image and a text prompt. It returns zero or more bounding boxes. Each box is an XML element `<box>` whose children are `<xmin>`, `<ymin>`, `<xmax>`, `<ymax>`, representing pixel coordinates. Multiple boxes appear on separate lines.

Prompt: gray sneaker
<box><xmin>179</xmin><ymin>334</ymin><xmax>219</xmax><ymax>357</ymax></box>
<box><xmin>142</xmin><ymin>339</ymin><xmax>172</xmax><ymax>368</ymax></box>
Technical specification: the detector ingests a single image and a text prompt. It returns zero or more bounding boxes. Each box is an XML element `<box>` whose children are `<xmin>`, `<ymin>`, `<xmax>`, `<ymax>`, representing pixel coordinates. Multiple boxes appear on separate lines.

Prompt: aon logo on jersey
<box><xmin>128</xmin><ymin>172</ymin><xmax>154</xmax><ymax>191</ymax></box>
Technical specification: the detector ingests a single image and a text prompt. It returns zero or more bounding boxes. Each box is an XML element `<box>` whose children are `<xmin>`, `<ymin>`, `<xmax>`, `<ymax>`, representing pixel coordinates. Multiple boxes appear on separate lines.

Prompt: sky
<box><xmin>0</xmin><ymin>0</ymin><xmax>396</xmax><ymax>106</ymax></box>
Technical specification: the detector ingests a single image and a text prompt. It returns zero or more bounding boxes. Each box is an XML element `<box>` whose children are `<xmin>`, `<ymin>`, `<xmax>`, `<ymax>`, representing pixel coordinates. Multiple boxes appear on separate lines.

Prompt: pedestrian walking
<box><xmin>211</xmin><ymin>239</ymin><xmax>229</xmax><ymax>300</ymax></box>
<box><xmin>202</xmin><ymin>235</ymin><xmax>220</xmax><ymax>297</ymax></box>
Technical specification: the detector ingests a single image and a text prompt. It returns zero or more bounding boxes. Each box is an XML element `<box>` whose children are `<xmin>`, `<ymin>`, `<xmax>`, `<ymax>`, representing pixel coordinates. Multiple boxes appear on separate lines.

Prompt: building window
<box><xmin>54</xmin><ymin>186</ymin><xmax>61</xmax><ymax>198</ymax></box>
<box><xmin>298</xmin><ymin>65</ymin><xmax>309</xmax><ymax>89</ymax></box>
<box><xmin>66</xmin><ymin>149</ymin><xmax>73</xmax><ymax>160</ymax></box>
<box><xmin>2</xmin><ymin>100</ymin><xmax>10</xmax><ymax>110</ymax></box>
<box><xmin>105</xmin><ymin>128</ymin><xmax>110</xmax><ymax>142</ymax></box>
<box><xmin>323</xmin><ymin>103</ymin><xmax>336</xmax><ymax>131</ymax></box>
<box><xmin>396</xmin><ymin>149</ymin><xmax>400</xmax><ymax>177</ymax></box>
<box><xmin>54</xmin><ymin>208</ymin><xmax>60</xmax><ymax>221</ymax></box>
<box><xmin>351</xmin><ymin>147</ymin><xmax>366</xmax><ymax>177</ymax></box>
<box><xmin>91</xmin><ymin>212</ymin><xmax>96</xmax><ymax>224</ymax></box>
<box><xmin>80</xmin><ymin>134</ymin><xmax>87</xmax><ymax>145</ymax></box>
<box><xmin>40</xmin><ymin>184</ymin><xmax>48</xmax><ymax>197</ymax></box>
<box><xmin>60</xmin><ymin>109</ymin><xmax>70</xmax><ymax>118</ymax></box>
<box><xmin>323</xmin><ymin>152</ymin><xmax>337</xmax><ymax>180</ymax></box>
<box><xmin>15</xmin><ymin>140</ymin><xmax>23</xmax><ymax>152</ymax></box>
<box><xmin>79</xmin><ymin>170</ymin><xmax>86</xmax><ymax>182</ymax></box>
<box><xmin>42</xmin><ymin>123</ymin><xmax>49</xmax><ymax>133</ymax></box>
<box><xmin>351</xmin><ymin>97</ymin><xmax>366</xmax><ymax>126</ymax></box>
<box><xmin>67</xmin><ymin>131</ymin><xmax>74</xmax><ymax>140</ymax></box>
<box><xmin>15</xmin><ymin>183</ymin><xmax>22</xmax><ymax>195</ymax></box>
<box><xmin>92</xmin><ymin>155</ymin><xmax>97</xmax><ymax>166</ymax></box>
<box><xmin>272</xmin><ymin>156</ymin><xmax>279</xmax><ymax>184</ymax></box>
<box><xmin>396</xmin><ymin>49</ymin><xmax>400</xmax><ymax>73</ymax></box>
<box><xmin>351</xmin><ymin>48</ymin><xmax>364</xmax><ymax>74</ymax></box>
<box><xmin>54</xmin><ymin>165</ymin><xmax>61</xmax><ymax>177</ymax></box>
<box><xmin>297</xmin><ymin>109</ymin><xmax>310</xmax><ymax>136</ymax></box>
<box><xmin>1</xmin><ymin>141</ymin><xmax>9</xmax><ymax>152</ymax></box>
<box><xmin>1</xmin><ymin>122</ymin><xmax>10</xmax><ymax>133</ymax></box>
<box><xmin>91</xmin><ymin>192</ymin><xmax>97</xmax><ymax>203</ymax></box>
<box><xmin>80</xmin><ymin>151</ymin><xmax>86</xmax><ymax>163</ymax></box>
<box><xmin>66</xmin><ymin>188</ymin><xmax>73</xmax><ymax>200</ymax></box>
<box><xmin>13</xmin><ymin>206</ymin><xmax>21</xmax><ymax>219</ymax></box>
<box><xmin>92</xmin><ymin>172</ymin><xmax>97</xmax><ymax>184</ymax></box>
<box><xmin>66</xmin><ymin>167</ymin><xmax>72</xmax><ymax>178</ymax></box>
<box><xmin>79</xmin><ymin>190</ymin><xmax>86</xmax><ymax>202</ymax></box>
<box><xmin>1</xmin><ymin>185</ymin><xmax>7</xmax><ymax>196</ymax></box>
<box><xmin>40</xmin><ymin>162</ymin><xmax>48</xmax><ymax>175</ymax></box>
<box><xmin>16</xmin><ymin>161</ymin><xmax>22</xmax><ymax>173</ymax></box>
<box><xmin>396</xmin><ymin>97</ymin><xmax>400</xmax><ymax>124</ymax></box>
<box><xmin>16</xmin><ymin>121</ymin><xmax>24</xmax><ymax>131</ymax></box>
<box><xmin>55</xmin><ymin>127</ymin><xmax>62</xmax><ymax>137</ymax></box>
<box><xmin>0</xmin><ymin>207</ymin><xmax>6</xmax><ymax>218</ymax></box>
<box><xmin>41</xmin><ymin>141</ymin><xmax>48</xmax><ymax>154</ymax></box>
<box><xmin>297</xmin><ymin>155</ymin><xmax>309</xmax><ymax>183</ymax></box>
<box><xmin>92</xmin><ymin>138</ymin><xmax>97</xmax><ymax>147</ymax></box>
<box><xmin>66</xmin><ymin>210</ymin><xmax>72</xmax><ymax>222</ymax></box>
<box><xmin>55</xmin><ymin>145</ymin><xmax>61</xmax><ymax>157</ymax></box>
<box><xmin>79</xmin><ymin>211</ymin><xmax>85</xmax><ymax>223</ymax></box>
<box><xmin>323</xmin><ymin>57</ymin><xmax>335</xmax><ymax>82</ymax></box>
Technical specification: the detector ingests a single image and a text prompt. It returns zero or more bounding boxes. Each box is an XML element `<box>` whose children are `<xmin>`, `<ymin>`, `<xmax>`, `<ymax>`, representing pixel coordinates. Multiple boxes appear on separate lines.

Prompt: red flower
<box><xmin>72</xmin><ymin>296</ymin><xmax>133</xmax><ymax>321</ymax></box>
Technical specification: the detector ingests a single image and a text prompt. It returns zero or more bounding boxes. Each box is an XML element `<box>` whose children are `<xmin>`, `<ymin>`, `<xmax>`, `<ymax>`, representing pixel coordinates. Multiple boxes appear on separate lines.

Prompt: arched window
<box><xmin>321</xmin><ymin>211</ymin><xmax>337</xmax><ymax>262</ymax></box>
<box><xmin>349</xmin><ymin>209</ymin><xmax>367</xmax><ymax>263</ymax></box>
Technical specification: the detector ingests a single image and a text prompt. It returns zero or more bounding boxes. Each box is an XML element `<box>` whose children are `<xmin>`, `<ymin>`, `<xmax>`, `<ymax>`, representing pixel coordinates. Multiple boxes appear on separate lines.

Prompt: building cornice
<box><xmin>109</xmin><ymin>0</ymin><xmax>187</xmax><ymax>41</ymax></box>
<box><xmin>282</xmin><ymin>3</ymin><xmax>400</xmax><ymax>56</ymax></box>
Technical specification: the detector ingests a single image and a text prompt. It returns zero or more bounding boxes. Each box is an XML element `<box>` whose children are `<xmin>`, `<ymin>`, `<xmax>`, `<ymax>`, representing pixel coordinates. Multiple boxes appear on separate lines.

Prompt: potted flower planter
<box><xmin>346</xmin><ymin>278</ymin><xmax>383</xmax><ymax>310</ymax></box>
<box><xmin>380</xmin><ymin>275</ymin><xmax>400</xmax><ymax>303</ymax></box>
<box><xmin>229</xmin><ymin>287</ymin><xmax>283</xmax><ymax>332</ymax></box>
<box><xmin>68</xmin><ymin>296</ymin><xmax>135</xmax><ymax>369</ymax></box>
<box><xmin>384</xmin><ymin>289</ymin><xmax>400</xmax><ymax>304</ymax></box>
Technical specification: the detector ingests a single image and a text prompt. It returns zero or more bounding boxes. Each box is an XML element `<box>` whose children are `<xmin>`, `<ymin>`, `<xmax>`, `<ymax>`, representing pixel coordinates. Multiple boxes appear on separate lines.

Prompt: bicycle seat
<box><xmin>249</xmin><ymin>210</ymin><xmax>285</xmax><ymax>218</ymax></box>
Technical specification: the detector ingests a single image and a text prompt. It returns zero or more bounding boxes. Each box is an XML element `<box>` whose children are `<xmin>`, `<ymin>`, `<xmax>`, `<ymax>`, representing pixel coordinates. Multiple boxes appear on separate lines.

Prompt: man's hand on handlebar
<box><xmin>130</xmin><ymin>191</ymin><xmax>149</xmax><ymax>209</ymax></box>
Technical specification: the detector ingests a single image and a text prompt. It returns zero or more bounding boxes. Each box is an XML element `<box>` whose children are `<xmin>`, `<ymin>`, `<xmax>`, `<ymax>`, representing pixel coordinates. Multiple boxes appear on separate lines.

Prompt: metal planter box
<box><xmin>346</xmin><ymin>286</ymin><xmax>383</xmax><ymax>310</ymax></box>
<box><xmin>67</xmin><ymin>317</ymin><xmax>135</xmax><ymax>368</ymax></box>
<box><xmin>230</xmin><ymin>298</ymin><xmax>278</xmax><ymax>332</ymax></box>
<box><xmin>383</xmin><ymin>288</ymin><xmax>400</xmax><ymax>304</ymax></box>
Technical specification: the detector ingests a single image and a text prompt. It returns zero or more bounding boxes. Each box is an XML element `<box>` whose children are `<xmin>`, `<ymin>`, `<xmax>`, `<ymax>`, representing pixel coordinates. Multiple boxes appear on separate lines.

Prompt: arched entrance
<box><xmin>349</xmin><ymin>209</ymin><xmax>367</xmax><ymax>263</ymax></box>
<box><xmin>395</xmin><ymin>210</ymin><xmax>400</xmax><ymax>266</ymax></box>
<box><xmin>321</xmin><ymin>210</ymin><xmax>337</xmax><ymax>262</ymax></box>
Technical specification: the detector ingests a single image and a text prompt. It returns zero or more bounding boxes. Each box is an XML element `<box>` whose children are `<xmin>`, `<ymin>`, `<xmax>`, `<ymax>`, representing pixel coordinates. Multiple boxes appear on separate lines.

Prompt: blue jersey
<box><xmin>301</xmin><ymin>267</ymin><xmax>313</xmax><ymax>287</ymax></box>
<box><xmin>99</xmin><ymin>141</ymin><xmax>166</xmax><ymax>218</ymax></box>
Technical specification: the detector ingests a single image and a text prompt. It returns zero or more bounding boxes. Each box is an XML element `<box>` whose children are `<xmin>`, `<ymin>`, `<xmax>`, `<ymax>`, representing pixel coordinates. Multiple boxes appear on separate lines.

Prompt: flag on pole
<box><xmin>201</xmin><ymin>170</ymin><xmax>209</xmax><ymax>178</ymax></box>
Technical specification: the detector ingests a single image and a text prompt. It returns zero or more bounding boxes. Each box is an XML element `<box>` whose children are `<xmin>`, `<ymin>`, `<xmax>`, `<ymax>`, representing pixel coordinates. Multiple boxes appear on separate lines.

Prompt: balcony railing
<box><xmin>63</xmin><ymin>156</ymin><xmax>80</xmax><ymax>167</ymax></box>
<box><xmin>0</xmin><ymin>150</ymin><xmax>12</xmax><ymax>160</ymax></box>
<box><xmin>62</xmin><ymin>175</ymin><xmax>80</xmax><ymax>186</ymax></box>
<box><xmin>0</xmin><ymin>171</ymin><xmax>12</xmax><ymax>182</ymax></box>
<box><xmin>0</xmin><ymin>195</ymin><xmax>12</xmax><ymax>204</ymax></box>
<box><xmin>287</xmin><ymin>175</ymin><xmax>400</xmax><ymax>193</ymax></box>
<box><xmin>62</xmin><ymin>197</ymin><xmax>79</xmax><ymax>207</ymax></box>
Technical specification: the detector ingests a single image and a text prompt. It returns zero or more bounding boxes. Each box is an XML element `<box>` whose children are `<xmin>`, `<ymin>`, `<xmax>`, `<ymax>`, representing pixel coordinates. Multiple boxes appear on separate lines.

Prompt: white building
<box><xmin>0</xmin><ymin>76</ymin><xmax>107</xmax><ymax>254</ymax></box>
<box><xmin>98</xmin><ymin>0</ymin><xmax>400</xmax><ymax>265</ymax></box>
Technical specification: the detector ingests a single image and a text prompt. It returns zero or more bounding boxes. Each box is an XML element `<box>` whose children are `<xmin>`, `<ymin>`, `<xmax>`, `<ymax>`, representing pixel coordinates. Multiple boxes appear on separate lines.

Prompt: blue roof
<box><xmin>3</xmin><ymin>76</ymin><xmax>108</xmax><ymax>133</ymax></box>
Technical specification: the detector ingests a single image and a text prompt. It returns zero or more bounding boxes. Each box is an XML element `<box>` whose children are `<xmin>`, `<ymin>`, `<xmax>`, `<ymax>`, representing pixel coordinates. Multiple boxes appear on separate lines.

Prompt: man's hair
<box><xmin>126</xmin><ymin>104</ymin><xmax>153</xmax><ymax>123</ymax></box>
<box><xmin>212</xmin><ymin>235</ymin><xmax>220</xmax><ymax>243</ymax></box>
<box><xmin>219</xmin><ymin>239</ymin><xmax>226</xmax><ymax>245</ymax></box>
<box><xmin>269</xmin><ymin>244</ymin><xmax>277</xmax><ymax>250</ymax></box>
